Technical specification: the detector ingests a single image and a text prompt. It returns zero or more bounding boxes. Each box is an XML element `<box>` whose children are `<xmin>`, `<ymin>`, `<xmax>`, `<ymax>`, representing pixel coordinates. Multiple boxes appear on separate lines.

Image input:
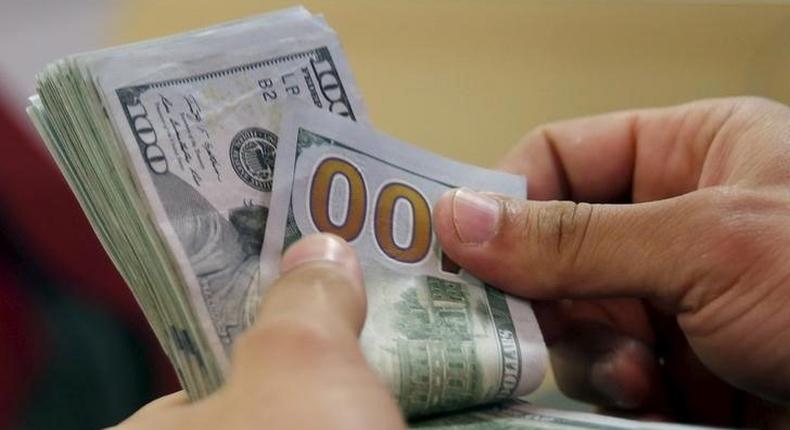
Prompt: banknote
<box><xmin>29</xmin><ymin>7</ymin><xmax>365</xmax><ymax>396</ymax></box>
<box><xmin>260</xmin><ymin>101</ymin><xmax>548</xmax><ymax>417</ymax></box>
<box><xmin>410</xmin><ymin>399</ymin><xmax>728</xmax><ymax>430</ymax></box>
<box><xmin>97</xmin><ymin>10</ymin><xmax>365</xmax><ymax>356</ymax></box>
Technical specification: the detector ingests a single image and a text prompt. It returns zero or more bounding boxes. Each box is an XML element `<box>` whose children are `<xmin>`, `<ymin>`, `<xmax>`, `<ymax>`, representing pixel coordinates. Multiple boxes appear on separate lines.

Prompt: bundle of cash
<box><xmin>28</xmin><ymin>7</ymin><xmax>366</xmax><ymax>397</ymax></box>
<box><xmin>27</xmin><ymin>6</ymin><xmax>722</xmax><ymax>429</ymax></box>
<box><xmin>28</xmin><ymin>3</ymin><xmax>550</xmax><ymax>415</ymax></box>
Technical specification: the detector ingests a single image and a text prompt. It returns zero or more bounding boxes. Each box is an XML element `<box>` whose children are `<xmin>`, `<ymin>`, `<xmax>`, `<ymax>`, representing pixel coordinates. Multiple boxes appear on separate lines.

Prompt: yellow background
<box><xmin>116</xmin><ymin>0</ymin><xmax>790</xmax><ymax>409</ymax></box>
<box><xmin>117</xmin><ymin>0</ymin><xmax>790</xmax><ymax>168</ymax></box>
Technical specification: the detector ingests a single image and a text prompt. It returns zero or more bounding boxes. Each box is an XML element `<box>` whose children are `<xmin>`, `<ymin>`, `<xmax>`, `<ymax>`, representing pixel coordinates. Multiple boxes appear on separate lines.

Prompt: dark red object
<box><xmin>0</xmin><ymin>254</ymin><xmax>42</xmax><ymax>430</ymax></box>
<box><xmin>0</xmin><ymin>87</ymin><xmax>178</xmax><ymax>426</ymax></box>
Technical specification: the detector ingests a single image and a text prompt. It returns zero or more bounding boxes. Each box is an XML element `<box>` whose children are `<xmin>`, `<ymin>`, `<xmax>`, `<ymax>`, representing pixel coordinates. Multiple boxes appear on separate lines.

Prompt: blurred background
<box><xmin>0</xmin><ymin>0</ymin><xmax>788</xmax><ymax>428</ymax></box>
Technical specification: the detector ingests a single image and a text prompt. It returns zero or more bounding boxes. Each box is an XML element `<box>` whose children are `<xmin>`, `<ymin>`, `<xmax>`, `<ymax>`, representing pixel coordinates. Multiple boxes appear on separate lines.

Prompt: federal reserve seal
<box><xmin>229</xmin><ymin>127</ymin><xmax>278</xmax><ymax>192</ymax></box>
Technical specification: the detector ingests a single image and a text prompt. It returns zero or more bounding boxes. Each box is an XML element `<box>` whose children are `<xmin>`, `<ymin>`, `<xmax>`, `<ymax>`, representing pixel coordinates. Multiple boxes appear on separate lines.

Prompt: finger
<box><xmin>536</xmin><ymin>298</ymin><xmax>655</xmax><ymax>357</ymax></box>
<box><xmin>498</xmin><ymin>98</ymin><xmax>739</xmax><ymax>202</ymax></box>
<box><xmin>236</xmin><ymin>233</ymin><xmax>366</xmax><ymax>371</ymax></box>
<box><xmin>230</xmin><ymin>233</ymin><xmax>405</xmax><ymax>430</ymax></box>
<box><xmin>261</xmin><ymin>232</ymin><xmax>366</xmax><ymax>336</ymax></box>
<box><xmin>547</xmin><ymin>319</ymin><xmax>664</xmax><ymax>410</ymax></box>
<box><xmin>535</xmin><ymin>300</ymin><xmax>669</xmax><ymax>412</ymax></box>
<box><xmin>649</xmin><ymin>311</ymin><xmax>741</xmax><ymax>425</ymax></box>
<box><xmin>433</xmin><ymin>187</ymin><xmax>723</xmax><ymax>310</ymax></box>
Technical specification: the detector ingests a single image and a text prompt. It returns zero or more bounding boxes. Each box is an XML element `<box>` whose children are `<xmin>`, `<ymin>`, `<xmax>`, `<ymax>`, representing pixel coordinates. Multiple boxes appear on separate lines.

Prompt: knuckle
<box><xmin>281</xmin><ymin>263</ymin><xmax>356</xmax><ymax>294</ymax></box>
<box><xmin>676</xmin><ymin>187</ymin><xmax>786</xmax><ymax>313</ymax></box>
<box><xmin>232</xmin><ymin>263</ymin><xmax>366</xmax><ymax>367</ymax></box>
<box><xmin>520</xmin><ymin>126</ymin><xmax>549</xmax><ymax>146</ymax></box>
<box><xmin>542</xmin><ymin>201</ymin><xmax>593</xmax><ymax>259</ymax></box>
<box><xmin>729</xmin><ymin>95</ymin><xmax>779</xmax><ymax>110</ymax></box>
<box><xmin>235</xmin><ymin>317</ymin><xmax>339</xmax><ymax>365</ymax></box>
<box><xmin>511</xmin><ymin>124</ymin><xmax>560</xmax><ymax>160</ymax></box>
<box><xmin>705</xmin><ymin>96</ymin><xmax>779</xmax><ymax>121</ymax></box>
<box><xmin>689</xmin><ymin>187</ymin><xmax>772</xmax><ymax>265</ymax></box>
<box><xmin>499</xmin><ymin>127</ymin><xmax>550</xmax><ymax>171</ymax></box>
<box><xmin>513</xmin><ymin>200</ymin><xmax>595</xmax><ymax>277</ymax></box>
<box><xmin>724</xmin><ymin>96</ymin><xmax>788</xmax><ymax>130</ymax></box>
<box><xmin>518</xmin><ymin>125</ymin><xmax>562</xmax><ymax>158</ymax></box>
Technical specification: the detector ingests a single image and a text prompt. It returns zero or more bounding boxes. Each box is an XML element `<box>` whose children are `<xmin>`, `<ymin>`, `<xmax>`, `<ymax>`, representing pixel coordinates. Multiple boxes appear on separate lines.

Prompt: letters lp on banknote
<box><xmin>98</xmin><ymin>13</ymin><xmax>364</xmax><ymax>375</ymax></box>
<box><xmin>28</xmin><ymin>7</ymin><xmax>365</xmax><ymax>397</ymax></box>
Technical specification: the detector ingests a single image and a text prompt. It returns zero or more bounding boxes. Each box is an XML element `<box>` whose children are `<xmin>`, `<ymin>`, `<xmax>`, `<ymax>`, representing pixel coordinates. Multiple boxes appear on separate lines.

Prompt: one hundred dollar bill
<box><xmin>27</xmin><ymin>7</ymin><xmax>365</xmax><ymax>397</ymax></box>
<box><xmin>90</xmin><ymin>8</ymin><xmax>365</xmax><ymax>356</ymax></box>
<box><xmin>410</xmin><ymin>399</ymin><xmax>729</xmax><ymax>430</ymax></box>
<box><xmin>260</xmin><ymin>101</ymin><xmax>548</xmax><ymax>417</ymax></box>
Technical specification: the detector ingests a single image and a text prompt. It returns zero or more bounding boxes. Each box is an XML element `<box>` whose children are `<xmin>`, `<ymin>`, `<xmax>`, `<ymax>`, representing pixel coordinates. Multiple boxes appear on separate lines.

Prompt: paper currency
<box><xmin>410</xmin><ymin>399</ymin><xmax>727</xmax><ymax>430</ymax></box>
<box><xmin>28</xmin><ymin>7</ymin><xmax>365</xmax><ymax>397</ymax></box>
<box><xmin>259</xmin><ymin>102</ymin><xmax>548</xmax><ymax>416</ymax></box>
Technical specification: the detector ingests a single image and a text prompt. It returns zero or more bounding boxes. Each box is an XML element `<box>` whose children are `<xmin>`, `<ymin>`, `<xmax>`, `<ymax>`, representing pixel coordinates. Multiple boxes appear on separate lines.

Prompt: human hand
<box><xmin>433</xmin><ymin>97</ymin><xmax>790</xmax><ymax>427</ymax></box>
<box><xmin>113</xmin><ymin>234</ymin><xmax>405</xmax><ymax>430</ymax></box>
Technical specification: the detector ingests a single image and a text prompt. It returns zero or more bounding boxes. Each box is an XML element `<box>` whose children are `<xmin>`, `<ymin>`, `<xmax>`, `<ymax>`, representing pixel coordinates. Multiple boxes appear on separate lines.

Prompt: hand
<box><xmin>113</xmin><ymin>234</ymin><xmax>405</xmax><ymax>430</ymax></box>
<box><xmin>433</xmin><ymin>97</ymin><xmax>790</xmax><ymax>427</ymax></box>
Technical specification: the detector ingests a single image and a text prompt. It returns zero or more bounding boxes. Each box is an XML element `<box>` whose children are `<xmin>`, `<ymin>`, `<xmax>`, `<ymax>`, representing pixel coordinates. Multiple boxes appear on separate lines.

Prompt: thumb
<box><xmin>235</xmin><ymin>233</ymin><xmax>367</xmax><ymax>373</ymax></box>
<box><xmin>433</xmin><ymin>188</ymin><xmax>715</xmax><ymax>311</ymax></box>
<box><xmin>229</xmin><ymin>234</ymin><xmax>405</xmax><ymax>429</ymax></box>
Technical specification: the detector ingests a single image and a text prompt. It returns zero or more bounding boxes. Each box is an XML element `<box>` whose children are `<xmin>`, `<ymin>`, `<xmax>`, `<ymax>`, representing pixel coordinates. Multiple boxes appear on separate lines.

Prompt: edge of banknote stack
<box><xmin>26</xmin><ymin>6</ymin><xmax>363</xmax><ymax>398</ymax></box>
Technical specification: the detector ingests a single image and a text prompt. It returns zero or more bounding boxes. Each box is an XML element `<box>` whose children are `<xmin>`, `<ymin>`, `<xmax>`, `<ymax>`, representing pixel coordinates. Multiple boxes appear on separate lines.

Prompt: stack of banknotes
<box><xmin>27</xmin><ymin>6</ymin><xmax>717</xmax><ymax>429</ymax></box>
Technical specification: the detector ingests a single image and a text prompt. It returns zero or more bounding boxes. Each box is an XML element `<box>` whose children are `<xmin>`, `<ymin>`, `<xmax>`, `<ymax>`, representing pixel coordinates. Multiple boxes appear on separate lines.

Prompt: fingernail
<box><xmin>450</xmin><ymin>188</ymin><xmax>501</xmax><ymax>244</ymax></box>
<box><xmin>281</xmin><ymin>234</ymin><xmax>363</xmax><ymax>284</ymax></box>
<box><xmin>590</xmin><ymin>358</ymin><xmax>636</xmax><ymax>409</ymax></box>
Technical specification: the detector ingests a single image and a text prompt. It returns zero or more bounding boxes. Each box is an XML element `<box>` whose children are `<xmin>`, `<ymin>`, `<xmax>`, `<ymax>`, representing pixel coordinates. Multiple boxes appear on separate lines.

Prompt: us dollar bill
<box><xmin>410</xmin><ymin>399</ymin><xmax>726</xmax><ymax>430</ymax></box>
<box><xmin>28</xmin><ymin>7</ymin><xmax>365</xmax><ymax>397</ymax></box>
<box><xmin>98</xmin><ymin>11</ymin><xmax>365</xmax><ymax>354</ymax></box>
<box><xmin>260</xmin><ymin>102</ymin><xmax>548</xmax><ymax>417</ymax></box>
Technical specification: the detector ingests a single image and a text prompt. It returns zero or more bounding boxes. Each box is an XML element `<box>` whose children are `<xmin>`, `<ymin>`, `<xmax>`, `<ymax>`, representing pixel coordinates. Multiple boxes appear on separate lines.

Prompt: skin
<box><xmin>113</xmin><ymin>234</ymin><xmax>406</xmax><ymax>430</ymax></box>
<box><xmin>433</xmin><ymin>97</ymin><xmax>790</xmax><ymax>427</ymax></box>
<box><xmin>117</xmin><ymin>97</ymin><xmax>789</xmax><ymax>429</ymax></box>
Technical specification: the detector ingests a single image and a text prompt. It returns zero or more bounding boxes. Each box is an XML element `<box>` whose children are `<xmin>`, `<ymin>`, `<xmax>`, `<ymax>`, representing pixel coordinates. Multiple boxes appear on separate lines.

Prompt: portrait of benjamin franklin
<box><xmin>153</xmin><ymin>173</ymin><xmax>267</xmax><ymax>352</ymax></box>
